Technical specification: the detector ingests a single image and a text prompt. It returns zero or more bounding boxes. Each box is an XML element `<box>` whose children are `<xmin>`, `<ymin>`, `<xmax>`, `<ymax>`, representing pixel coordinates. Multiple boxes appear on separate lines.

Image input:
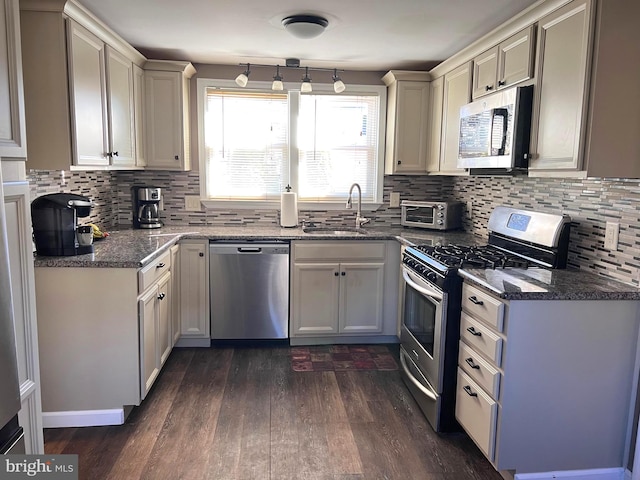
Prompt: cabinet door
<box><xmin>339</xmin><ymin>263</ymin><xmax>384</xmax><ymax>334</ymax></box>
<box><xmin>291</xmin><ymin>263</ymin><xmax>340</xmax><ymax>335</ymax></box>
<box><xmin>67</xmin><ymin>20</ymin><xmax>109</xmax><ymax>167</ymax></box>
<box><xmin>472</xmin><ymin>46</ymin><xmax>499</xmax><ymax>99</ymax></box>
<box><xmin>105</xmin><ymin>46</ymin><xmax>135</xmax><ymax>167</ymax></box>
<box><xmin>179</xmin><ymin>241</ymin><xmax>209</xmax><ymax>337</ymax></box>
<box><xmin>391</xmin><ymin>81</ymin><xmax>430</xmax><ymax>174</ymax></box>
<box><xmin>170</xmin><ymin>244</ymin><xmax>180</xmax><ymax>345</ymax></box>
<box><xmin>529</xmin><ymin>0</ymin><xmax>592</xmax><ymax>172</ymax></box>
<box><xmin>440</xmin><ymin>62</ymin><xmax>472</xmax><ymax>174</ymax></box>
<box><xmin>145</xmin><ymin>70</ymin><xmax>185</xmax><ymax>170</ymax></box>
<box><xmin>139</xmin><ymin>285</ymin><xmax>159</xmax><ymax>400</ymax></box>
<box><xmin>133</xmin><ymin>64</ymin><xmax>146</xmax><ymax>167</ymax></box>
<box><xmin>497</xmin><ymin>26</ymin><xmax>534</xmax><ymax>90</ymax></box>
<box><xmin>157</xmin><ymin>272</ymin><xmax>172</xmax><ymax>366</ymax></box>
<box><xmin>0</xmin><ymin>0</ymin><xmax>26</xmax><ymax>159</ymax></box>
<box><xmin>426</xmin><ymin>76</ymin><xmax>444</xmax><ymax>173</ymax></box>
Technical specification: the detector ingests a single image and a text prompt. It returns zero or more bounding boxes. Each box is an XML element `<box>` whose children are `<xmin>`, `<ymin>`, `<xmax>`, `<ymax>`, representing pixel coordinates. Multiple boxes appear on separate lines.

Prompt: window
<box><xmin>198</xmin><ymin>79</ymin><xmax>386</xmax><ymax>208</ymax></box>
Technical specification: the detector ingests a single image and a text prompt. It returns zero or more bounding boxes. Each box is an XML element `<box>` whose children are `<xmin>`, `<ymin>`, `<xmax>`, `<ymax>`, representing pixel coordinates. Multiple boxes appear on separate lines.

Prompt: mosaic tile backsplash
<box><xmin>27</xmin><ymin>169</ymin><xmax>640</xmax><ymax>286</ymax></box>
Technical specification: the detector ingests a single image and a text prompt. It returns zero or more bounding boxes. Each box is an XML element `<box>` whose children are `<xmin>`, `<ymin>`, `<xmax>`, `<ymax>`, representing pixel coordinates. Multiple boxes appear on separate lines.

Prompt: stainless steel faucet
<box><xmin>346</xmin><ymin>183</ymin><xmax>370</xmax><ymax>228</ymax></box>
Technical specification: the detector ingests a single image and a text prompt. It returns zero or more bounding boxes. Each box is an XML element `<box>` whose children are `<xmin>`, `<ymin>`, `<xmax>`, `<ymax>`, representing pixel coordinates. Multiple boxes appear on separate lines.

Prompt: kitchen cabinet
<box><xmin>170</xmin><ymin>244</ymin><xmax>180</xmax><ymax>345</ymax></box>
<box><xmin>471</xmin><ymin>26</ymin><xmax>535</xmax><ymax>100</ymax></box>
<box><xmin>177</xmin><ymin>240</ymin><xmax>210</xmax><ymax>344</ymax></box>
<box><xmin>133</xmin><ymin>64</ymin><xmax>146</xmax><ymax>167</ymax></box>
<box><xmin>19</xmin><ymin>0</ymin><xmax>145</xmax><ymax>170</ymax></box>
<box><xmin>456</xmin><ymin>281</ymin><xmax>639</xmax><ymax>473</ymax></box>
<box><xmin>425</xmin><ymin>76</ymin><xmax>444</xmax><ymax>173</ymax></box>
<box><xmin>0</xmin><ymin>0</ymin><xmax>27</xmax><ymax>159</ymax></box>
<box><xmin>3</xmin><ymin>178</ymin><xmax>43</xmax><ymax>453</ymax></box>
<box><xmin>439</xmin><ymin>62</ymin><xmax>471</xmax><ymax>175</ymax></box>
<box><xmin>382</xmin><ymin>71</ymin><xmax>431</xmax><ymax>175</ymax></box>
<box><xmin>144</xmin><ymin>60</ymin><xmax>196</xmax><ymax>171</ymax></box>
<box><xmin>290</xmin><ymin>241</ymin><xmax>399</xmax><ymax>344</ymax></box>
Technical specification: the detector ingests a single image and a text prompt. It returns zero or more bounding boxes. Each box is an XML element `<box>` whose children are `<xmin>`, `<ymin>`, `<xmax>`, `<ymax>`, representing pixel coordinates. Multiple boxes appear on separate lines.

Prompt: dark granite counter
<box><xmin>32</xmin><ymin>225</ymin><xmax>481</xmax><ymax>269</ymax></box>
<box><xmin>459</xmin><ymin>267</ymin><xmax>640</xmax><ymax>301</ymax></box>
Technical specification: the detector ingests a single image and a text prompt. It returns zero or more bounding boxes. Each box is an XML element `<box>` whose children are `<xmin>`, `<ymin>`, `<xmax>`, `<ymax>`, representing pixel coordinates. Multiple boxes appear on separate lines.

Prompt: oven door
<box><xmin>400</xmin><ymin>265</ymin><xmax>447</xmax><ymax>391</ymax></box>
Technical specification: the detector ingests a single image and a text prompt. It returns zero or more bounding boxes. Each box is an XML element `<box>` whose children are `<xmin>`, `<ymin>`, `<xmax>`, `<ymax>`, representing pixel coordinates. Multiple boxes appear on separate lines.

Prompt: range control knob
<box><xmin>437</xmin><ymin>219</ymin><xmax>444</xmax><ymax>225</ymax></box>
<box><xmin>426</xmin><ymin>272</ymin><xmax>438</xmax><ymax>282</ymax></box>
<box><xmin>437</xmin><ymin>212</ymin><xmax>444</xmax><ymax>217</ymax></box>
<box><xmin>437</xmin><ymin>204</ymin><xmax>445</xmax><ymax>210</ymax></box>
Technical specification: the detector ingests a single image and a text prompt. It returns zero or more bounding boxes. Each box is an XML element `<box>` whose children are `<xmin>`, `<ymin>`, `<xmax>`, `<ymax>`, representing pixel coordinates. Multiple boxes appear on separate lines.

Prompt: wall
<box><xmin>27</xmin><ymin>168</ymin><xmax>640</xmax><ymax>286</ymax></box>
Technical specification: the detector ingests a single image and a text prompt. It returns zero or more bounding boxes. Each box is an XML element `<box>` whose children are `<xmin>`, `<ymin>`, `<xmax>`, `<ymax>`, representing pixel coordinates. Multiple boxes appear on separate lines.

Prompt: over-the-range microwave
<box><xmin>457</xmin><ymin>85</ymin><xmax>534</xmax><ymax>173</ymax></box>
<box><xmin>401</xmin><ymin>201</ymin><xmax>463</xmax><ymax>231</ymax></box>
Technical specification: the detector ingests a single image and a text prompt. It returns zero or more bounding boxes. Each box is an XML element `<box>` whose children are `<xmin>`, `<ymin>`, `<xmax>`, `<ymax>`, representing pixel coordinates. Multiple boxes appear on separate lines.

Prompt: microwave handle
<box><xmin>492</xmin><ymin>107</ymin><xmax>509</xmax><ymax>155</ymax></box>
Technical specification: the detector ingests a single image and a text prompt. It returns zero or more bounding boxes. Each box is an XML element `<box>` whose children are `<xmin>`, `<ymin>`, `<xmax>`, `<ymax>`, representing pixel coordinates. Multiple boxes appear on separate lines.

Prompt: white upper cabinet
<box><xmin>19</xmin><ymin>0</ymin><xmax>145</xmax><ymax>170</ymax></box>
<box><xmin>439</xmin><ymin>62</ymin><xmax>472</xmax><ymax>175</ymax></box>
<box><xmin>0</xmin><ymin>0</ymin><xmax>27</xmax><ymax>159</ymax></box>
<box><xmin>426</xmin><ymin>76</ymin><xmax>444</xmax><ymax>173</ymax></box>
<box><xmin>472</xmin><ymin>26</ymin><xmax>535</xmax><ymax>100</ymax></box>
<box><xmin>382</xmin><ymin>71</ymin><xmax>431</xmax><ymax>175</ymax></box>
<box><xmin>144</xmin><ymin>60</ymin><xmax>195</xmax><ymax>171</ymax></box>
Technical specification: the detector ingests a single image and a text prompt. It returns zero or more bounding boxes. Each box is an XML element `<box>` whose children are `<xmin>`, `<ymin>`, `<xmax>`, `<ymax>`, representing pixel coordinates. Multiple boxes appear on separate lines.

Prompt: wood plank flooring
<box><xmin>44</xmin><ymin>345</ymin><xmax>503</xmax><ymax>480</ymax></box>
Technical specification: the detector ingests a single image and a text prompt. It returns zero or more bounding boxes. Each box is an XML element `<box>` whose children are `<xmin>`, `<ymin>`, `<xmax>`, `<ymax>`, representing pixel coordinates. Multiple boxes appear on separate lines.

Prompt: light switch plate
<box><xmin>390</xmin><ymin>192</ymin><xmax>400</xmax><ymax>208</ymax></box>
<box><xmin>604</xmin><ymin>221</ymin><xmax>619</xmax><ymax>250</ymax></box>
<box><xmin>185</xmin><ymin>195</ymin><xmax>201</xmax><ymax>211</ymax></box>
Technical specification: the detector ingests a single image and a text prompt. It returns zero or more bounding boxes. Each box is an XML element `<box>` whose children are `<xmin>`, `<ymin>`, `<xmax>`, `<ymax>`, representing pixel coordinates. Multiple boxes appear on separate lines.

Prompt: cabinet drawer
<box><xmin>462</xmin><ymin>283</ymin><xmax>504</xmax><ymax>331</ymax></box>
<box><xmin>458</xmin><ymin>341</ymin><xmax>500</xmax><ymax>398</ymax></box>
<box><xmin>460</xmin><ymin>312</ymin><xmax>503</xmax><ymax>366</ymax></box>
<box><xmin>456</xmin><ymin>368</ymin><xmax>497</xmax><ymax>461</ymax></box>
<box><xmin>139</xmin><ymin>250</ymin><xmax>171</xmax><ymax>293</ymax></box>
<box><xmin>294</xmin><ymin>241</ymin><xmax>386</xmax><ymax>261</ymax></box>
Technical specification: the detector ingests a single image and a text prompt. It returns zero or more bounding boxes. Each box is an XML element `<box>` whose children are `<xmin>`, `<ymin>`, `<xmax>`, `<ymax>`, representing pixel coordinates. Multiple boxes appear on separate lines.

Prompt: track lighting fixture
<box><xmin>233</xmin><ymin>60</ymin><xmax>346</xmax><ymax>93</ymax></box>
<box><xmin>235</xmin><ymin>64</ymin><xmax>250</xmax><ymax>87</ymax></box>
<box><xmin>272</xmin><ymin>65</ymin><xmax>284</xmax><ymax>91</ymax></box>
<box><xmin>301</xmin><ymin>67</ymin><xmax>312</xmax><ymax>93</ymax></box>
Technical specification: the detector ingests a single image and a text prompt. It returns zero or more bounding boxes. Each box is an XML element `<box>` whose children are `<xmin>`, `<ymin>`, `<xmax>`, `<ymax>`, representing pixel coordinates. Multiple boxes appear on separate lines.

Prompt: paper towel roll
<box><xmin>280</xmin><ymin>191</ymin><xmax>298</xmax><ymax>227</ymax></box>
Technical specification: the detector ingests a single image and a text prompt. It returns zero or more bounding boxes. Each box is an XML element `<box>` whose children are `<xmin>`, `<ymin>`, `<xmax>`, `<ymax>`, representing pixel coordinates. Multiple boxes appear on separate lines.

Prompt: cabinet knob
<box><xmin>485</xmin><ymin>85</ymin><xmax>494</xmax><ymax>91</ymax></box>
<box><xmin>463</xmin><ymin>385</ymin><xmax>478</xmax><ymax>397</ymax></box>
<box><xmin>498</xmin><ymin>80</ymin><xmax>506</xmax><ymax>87</ymax></box>
<box><xmin>199</xmin><ymin>252</ymin><xmax>204</xmax><ymax>257</ymax></box>
<box><xmin>334</xmin><ymin>271</ymin><xmax>339</xmax><ymax>276</ymax></box>
<box><xmin>397</xmin><ymin>160</ymin><xmax>402</xmax><ymax>165</ymax></box>
<box><xmin>106</xmin><ymin>151</ymin><xmax>119</xmax><ymax>157</ymax></box>
<box><xmin>341</xmin><ymin>271</ymin><xmax>346</xmax><ymax>276</ymax></box>
<box><xmin>174</xmin><ymin>155</ymin><xmax>180</xmax><ymax>160</ymax></box>
<box><xmin>158</xmin><ymin>292</ymin><xmax>166</xmax><ymax>300</ymax></box>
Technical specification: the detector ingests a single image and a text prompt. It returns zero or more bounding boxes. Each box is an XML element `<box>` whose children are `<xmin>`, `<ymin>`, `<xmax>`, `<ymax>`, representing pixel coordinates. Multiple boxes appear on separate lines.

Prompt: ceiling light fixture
<box><xmin>233</xmin><ymin>61</ymin><xmax>346</xmax><ymax>93</ymax></box>
<box><xmin>282</xmin><ymin>14</ymin><xmax>329</xmax><ymax>39</ymax></box>
<box><xmin>301</xmin><ymin>67</ymin><xmax>313</xmax><ymax>93</ymax></box>
<box><xmin>272</xmin><ymin>65</ymin><xmax>284</xmax><ymax>91</ymax></box>
<box><xmin>332</xmin><ymin>69</ymin><xmax>346</xmax><ymax>93</ymax></box>
<box><xmin>235</xmin><ymin>64</ymin><xmax>250</xmax><ymax>87</ymax></box>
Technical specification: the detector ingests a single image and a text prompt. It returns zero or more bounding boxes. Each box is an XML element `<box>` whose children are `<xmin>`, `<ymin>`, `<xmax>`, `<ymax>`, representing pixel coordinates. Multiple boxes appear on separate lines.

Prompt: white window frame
<box><xmin>197</xmin><ymin>78</ymin><xmax>387</xmax><ymax>210</ymax></box>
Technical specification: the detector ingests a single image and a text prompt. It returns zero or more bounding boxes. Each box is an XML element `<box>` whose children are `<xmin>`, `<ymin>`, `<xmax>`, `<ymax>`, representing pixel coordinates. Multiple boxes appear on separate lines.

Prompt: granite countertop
<box><xmin>459</xmin><ymin>267</ymin><xmax>640</xmax><ymax>301</ymax></box>
<box><xmin>32</xmin><ymin>224</ymin><xmax>481</xmax><ymax>268</ymax></box>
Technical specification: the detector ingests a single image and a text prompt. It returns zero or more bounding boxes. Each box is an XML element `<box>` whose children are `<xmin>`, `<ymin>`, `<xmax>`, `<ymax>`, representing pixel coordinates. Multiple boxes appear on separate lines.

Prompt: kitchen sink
<box><xmin>302</xmin><ymin>227</ymin><xmax>367</xmax><ymax>236</ymax></box>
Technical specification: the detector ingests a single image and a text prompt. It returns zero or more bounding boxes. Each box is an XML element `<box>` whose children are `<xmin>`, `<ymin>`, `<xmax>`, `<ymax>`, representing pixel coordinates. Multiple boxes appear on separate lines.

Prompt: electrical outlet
<box><xmin>604</xmin><ymin>221</ymin><xmax>619</xmax><ymax>250</ymax></box>
<box><xmin>467</xmin><ymin>201</ymin><xmax>473</xmax><ymax>219</ymax></box>
<box><xmin>390</xmin><ymin>192</ymin><xmax>400</xmax><ymax>208</ymax></box>
<box><xmin>185</xmin><ymin>195</ymin><xmax>201</xmax><ymax>212</ymax></box>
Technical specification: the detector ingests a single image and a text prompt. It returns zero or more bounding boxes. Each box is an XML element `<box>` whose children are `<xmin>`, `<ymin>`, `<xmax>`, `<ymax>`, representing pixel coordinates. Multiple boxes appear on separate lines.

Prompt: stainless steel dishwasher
<box><xmin>209</xmin><ymin>241</ymin><xmax>290</xmax><ymax>339</ymax></box>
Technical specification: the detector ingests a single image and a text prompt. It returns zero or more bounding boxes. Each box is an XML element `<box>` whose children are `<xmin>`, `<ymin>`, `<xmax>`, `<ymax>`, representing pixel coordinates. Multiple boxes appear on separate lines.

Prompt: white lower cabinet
<box><xmin>178</xmin><ymin>240</ymin><xmax>210</xmax><ymax>340</ymax></box>
<box><xmin>290</xmin><ymin>241</ymin><xmax>398</xmax><ymax>343</ymax></box>
<box><xmin>456</xmin><ymin>281</ymin><xmax>640</xmax><ymax>474</ymax></box>
<box><xmin>170</xmin><ymin>244</ymin><xmax>180</xmax><ymax>345</ymax></box>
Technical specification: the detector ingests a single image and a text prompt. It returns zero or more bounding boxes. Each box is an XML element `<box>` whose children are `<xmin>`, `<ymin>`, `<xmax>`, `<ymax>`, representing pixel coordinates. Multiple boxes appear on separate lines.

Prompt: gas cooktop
<box><xmin>410</xmin><ymin>244</ymin><xmax>533</xmax><ymax>270</ymax></box>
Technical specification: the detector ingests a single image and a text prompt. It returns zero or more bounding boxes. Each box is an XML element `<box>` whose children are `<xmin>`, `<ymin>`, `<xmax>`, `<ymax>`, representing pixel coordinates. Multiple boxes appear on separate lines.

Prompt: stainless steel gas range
<box><xmin>399</xmin><ymin>206</ymin><xmax>571</xmax><ymax>432</ymax></box>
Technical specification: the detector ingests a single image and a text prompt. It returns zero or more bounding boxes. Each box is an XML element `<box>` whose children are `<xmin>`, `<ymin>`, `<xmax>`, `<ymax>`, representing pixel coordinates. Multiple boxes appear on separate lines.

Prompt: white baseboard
<box><xmin>42</xmin><ymin>409</ymin><xmax>125</xmax><ymax>428</ymax></box>
<box><xmin>174</xmin><ymin>337</ymin><xmax>211</xmax><ymax>348</ymax></box>
<box><xmin>515</xmin><ymin>468</ymin><xmax>625</xmax><ymax>480</ymax></box>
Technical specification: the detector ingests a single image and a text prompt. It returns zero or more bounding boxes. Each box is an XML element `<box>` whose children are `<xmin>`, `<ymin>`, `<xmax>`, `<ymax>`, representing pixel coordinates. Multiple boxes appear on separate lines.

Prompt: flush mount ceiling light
<box><xmin>282</xmin><ymin>14</ymin><xmax>329</xmax><ymax>39</ymax></box>
<box><xmin>233</xmin><ymin>60</ymin><xmax>346</xmax><ymax>93</ymax></box>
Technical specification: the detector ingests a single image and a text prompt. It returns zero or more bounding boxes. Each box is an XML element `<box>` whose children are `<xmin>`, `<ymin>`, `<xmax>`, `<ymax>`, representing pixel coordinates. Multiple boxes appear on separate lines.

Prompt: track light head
<box><xmin>272</xmin><ymin>65</ymin><xmax>284</xmax><ymax>91</ymax></box>
<box><xmin>300</xmin><ymin>67</ymin><xmax>313</xmax><ymax>93</ymax></box>
<box><xmin>235</xmin><ymin>64</ymin><xmax>251</xmax><ymax>87</ymax></box>
<box><xmin>332</xmin><ymin>69</ymin><xmax>346</xmax><ymax>93</ymax></box>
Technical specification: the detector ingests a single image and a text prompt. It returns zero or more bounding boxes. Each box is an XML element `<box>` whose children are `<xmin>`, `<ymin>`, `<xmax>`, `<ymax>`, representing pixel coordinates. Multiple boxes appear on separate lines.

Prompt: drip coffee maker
<box><xmin>132</xmin><ymin>187</ymin><xmax>162</xmax><ymax>229</ymax></box>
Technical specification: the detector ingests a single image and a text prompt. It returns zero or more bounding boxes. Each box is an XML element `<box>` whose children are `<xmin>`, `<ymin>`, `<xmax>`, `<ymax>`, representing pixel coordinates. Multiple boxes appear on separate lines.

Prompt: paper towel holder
<box><xmin>280</xmin><ymin>184</ymin><xmax>299</xmax><ymax>228</ymax></box>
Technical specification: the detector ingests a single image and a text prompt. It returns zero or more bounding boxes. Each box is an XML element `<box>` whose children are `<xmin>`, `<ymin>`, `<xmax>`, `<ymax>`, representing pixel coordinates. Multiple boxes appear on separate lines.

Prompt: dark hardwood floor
<box><xmin>44</xmin><ymin>345</ymin><xmax>503</xmax><ymax>480</ymax></box>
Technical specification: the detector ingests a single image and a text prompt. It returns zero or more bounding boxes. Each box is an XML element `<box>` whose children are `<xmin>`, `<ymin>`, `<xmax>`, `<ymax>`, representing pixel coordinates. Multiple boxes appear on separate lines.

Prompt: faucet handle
<box><xmin>356</xmin><ymin>216</ymin><xmax>370</xmax><ymax>227</ymax></box>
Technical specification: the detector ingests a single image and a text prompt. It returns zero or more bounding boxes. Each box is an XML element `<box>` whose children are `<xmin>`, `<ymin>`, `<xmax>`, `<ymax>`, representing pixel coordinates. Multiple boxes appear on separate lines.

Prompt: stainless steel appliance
<box><xmin>399</xmin><ymin>206</ymin><xmax>571</xmax><ymax>432</ymax></box>
<box><xmin>133</xmin><ymin>186</ymin><xmax>162</xmax><ymax>229</ymax></box>
<box><xmin>0</xmin><ymin>172</ymin><xmax>25</xmax><ymax>455</ymax></box>
<box><xmin>401</xmin><ymin>200</ymin><xmax>463</xmax><ymax>231</ymax></box>
<box><xmin>457</xmin><ymin>85</ymin><xmax>533</xmax><ymax>173</ymax></box>
<box><xmin>31</xmin><ymin>193</ymin><xmax>94</xmax><ymax>256</ymax></box>
<box><xmin>209</xmin><ymin>242</ymin><xmax>290</xmax><ymax>340</ymax></box>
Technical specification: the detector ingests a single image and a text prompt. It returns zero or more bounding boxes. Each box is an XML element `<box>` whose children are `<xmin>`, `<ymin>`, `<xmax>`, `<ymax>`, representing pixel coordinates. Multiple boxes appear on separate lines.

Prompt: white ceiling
<box><xmin>80</xmin><ymin>0</ymin><xmax>541</xmax><ymax>71</ymax></box>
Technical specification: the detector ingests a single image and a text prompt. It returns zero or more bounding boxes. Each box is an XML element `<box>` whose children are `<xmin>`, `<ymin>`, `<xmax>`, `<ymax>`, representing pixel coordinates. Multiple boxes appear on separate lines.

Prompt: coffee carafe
<box><xmin>133</xmin><ymin>187</ymin><xmax>162</xmax><ymax>229</ymax></box>
<box><xmin>31</xmin><ymin>193</ymin><xmax>94</xmax><ymax>256</ymax></box>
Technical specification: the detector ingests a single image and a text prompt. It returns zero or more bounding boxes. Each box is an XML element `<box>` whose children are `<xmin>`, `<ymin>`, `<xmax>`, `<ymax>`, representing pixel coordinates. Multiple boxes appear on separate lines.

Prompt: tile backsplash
<box><xmin>27</xmin><ymin>169</ymin><xmax>640</xmax><ymax>285</ymax></box>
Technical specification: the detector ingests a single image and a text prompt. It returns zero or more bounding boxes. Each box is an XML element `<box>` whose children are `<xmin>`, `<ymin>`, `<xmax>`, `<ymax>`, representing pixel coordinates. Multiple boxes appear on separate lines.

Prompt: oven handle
<box><xmin>402</xmin><ymin>268</ymin><xmax>443</xmax><ymax>301</ymax></box>
<box><xmin>399</xmin><ymin>349</ymin><xmax>437</xmax><ymax>401</ymax></box>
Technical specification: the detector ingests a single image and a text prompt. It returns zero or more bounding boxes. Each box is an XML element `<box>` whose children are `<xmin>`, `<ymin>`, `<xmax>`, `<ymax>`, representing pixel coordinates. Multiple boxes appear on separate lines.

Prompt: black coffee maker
<box><xmin>31</xmin><ymin>193</ymin><xmax>94</xmax><ymax>256</ymax></box>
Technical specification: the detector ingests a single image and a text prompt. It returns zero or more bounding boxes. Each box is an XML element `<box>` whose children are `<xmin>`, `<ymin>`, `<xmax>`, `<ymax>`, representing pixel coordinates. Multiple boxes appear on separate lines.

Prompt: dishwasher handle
<box><xmin>237</xmin><ymin>247</ymin><xmax>262</xmax><ymax>253</ymax></box>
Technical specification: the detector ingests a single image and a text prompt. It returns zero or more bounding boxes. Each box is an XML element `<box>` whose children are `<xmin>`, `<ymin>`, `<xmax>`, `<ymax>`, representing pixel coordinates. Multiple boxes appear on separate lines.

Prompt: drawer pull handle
<box><xmin>466</xmin><ymin>326</ymin><xmax>482</xmax><ymax>337</ymax></box>
<box><xmin>463</xmin><ymin>385</ymin><xmax>478</xmax><ymax>397</ymax></box>
<box><xmin>157</xmin><ymin>292</ymin><xmax>166</xmax><ymax>300</ymax></box>
<box><xmin>468</xmin><ymin>296</ymin><xmax>484</xmax><ymax>305</ymax></box>
<box><xmin>156</xmin><ymin>262</ymin><xmax>166</xmax><ymax>269</ymax></box>
<box><xmin>465</xmin><ymin>357</ymin><xmax>480</xmax><ymax>369</ymax></box>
